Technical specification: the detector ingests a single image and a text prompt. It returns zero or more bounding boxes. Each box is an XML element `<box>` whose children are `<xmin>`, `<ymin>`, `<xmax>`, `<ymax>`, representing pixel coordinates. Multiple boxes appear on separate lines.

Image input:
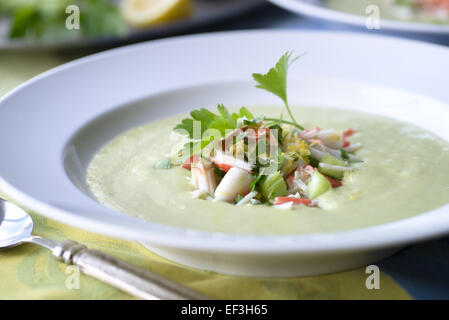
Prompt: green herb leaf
<box><xmin>208</xmin><ymin>118</ymin><xmax>235</xmax><ymax>136</ymax></box>
<box><xmin>250</xmin><ymin>174</ymin><xmax>264</xmax><ymax>191</ymax></box>
<box><xmin>173</xmin><ymin>104</ymin><xmax>237</xmax><ymax>145</ymax></box>
<box><xmin>209</xmin><ymin>105</ymin><xmax>236</xmax><ymax>135</ymax></box>
<box><xmin>174</xmin><ymin>118</ymin><xmax>195</xmax><ymax>138</ymax></box>
<box><xmin>232</xmin><ymin>107</ymin><xmax>254</xmax><ymax>122</ymax></box>
<box><xmin>233</xmin><ymin>194</ymin><xmax>244</xmax><ymax>204</ymax></box>
<box><xmin>252</xmin><ymin>52</ymin><xmax>304</xmax><ymax>126</ymax></box>
<box><xmin>340</xmin><ymin>149</ymin><xmax>350</xmax><ymax>161</ymax></box>
<box><xmin>175</xmin><ymin>104</ymin><xmax>239</xmax><ymax>137</ymax></box>
<box><xmin>191</xmin><ymin>108</ymin><xmax>218</xmax><ymax>131</ymax></box>
<box><xmin>244</xmin><ymin>115</ymin><xmax>265</xmax><ymax>127</ymax></box>
<box><xmin>217</xmin><ymin>104</ymin><xmax>236</xmax><ymax>127</ymax></box>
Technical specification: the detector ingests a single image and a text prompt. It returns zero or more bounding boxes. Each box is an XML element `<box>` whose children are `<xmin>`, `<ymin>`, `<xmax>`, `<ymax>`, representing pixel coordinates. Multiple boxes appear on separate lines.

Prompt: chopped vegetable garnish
<box><xmin>156</xmin><ymin>52</ymin><xmax>364</xmax><ymax>209</ymax></box>
<box><xmin>308</xmin><ymin>171</ymin><xmax>332</xmax><ymax>199</ymax></box>
<box><xmin>318</xmin><ymin>154</ymin><xmax>347</xmax><ymax>180</ymax></box>
<box><xmin>322</xmin><ymin>174</ymin><xmax>343</xmax><ymax>188</ymax></box>
<box><xmin>259</xmin><ymin>172</ymin><xmax>289</xmax><ymax>203</ymax></box>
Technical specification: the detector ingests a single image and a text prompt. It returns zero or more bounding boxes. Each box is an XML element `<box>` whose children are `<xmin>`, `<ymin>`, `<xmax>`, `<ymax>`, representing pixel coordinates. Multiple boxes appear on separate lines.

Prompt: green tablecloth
<box><xmin>0</xmin><ymin>52</ymin><xmax>410</xmax><ymax>300</ymax></box>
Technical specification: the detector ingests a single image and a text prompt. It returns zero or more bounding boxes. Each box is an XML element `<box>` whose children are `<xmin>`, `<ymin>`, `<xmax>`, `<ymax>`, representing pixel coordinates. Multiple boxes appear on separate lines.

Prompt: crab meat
<box><xmin>211</xmin><ymin>150</ymin><xmax>253</xmax><ymax>172</ymax></box>
<box><xmin>235</xmin><ymin>191</ymin><xmax>258</xmax><ymax>206</ymax></box>
<box><xmin>300</xmin><ymin>127</ymin><xmax>321</xmax><ymax>140</ymax></box>
<box><xmin>318</xmin><ymin>163</ymin><xmax>353</xmax><ymax>172</ymax></box>
<box><xmin>273</xmin><ymin>202</ymin><xmax>294</xmax><ymax>210</ymax></box>
<box><xmin>273</xmin><ymin>197</ymin><xmax>316</xmax><ymax>207</ymax></box>
<box><xmin>344</xmin><ymin>142</ymin><xmax>362</xmax><ymax>153</ymax></box>
<box><xmin>297</xmin><ymin>165</ymin><xmax>316</xmax><ymax>183</ymax></box>
<box><xmin>289</xmin><ymin>170</ymin><xmax>310</xmax><ymax>194</ymax></box>
<box><xmin>222</xmin><ymin>128</ymin><xmax>246</xmax><ymax>151</ymax></box>
<box><xmin>214</xmin><ymin>167</ymin><xmax>252</xmax><ymax>202</ymax></box>
<box><xmin>316</xmin><ymin>129</ymin><xmax>343</xmax><ymax>149</ymax></box>
<box><xmin>309</xmin><ymin>145</ymin><xmax>327</xmax><ymax>161</ymax></box>
<box><xmin>191</xmin><ymin>160</ymin><xmax>217</xmax><ymax>196</ymax></box>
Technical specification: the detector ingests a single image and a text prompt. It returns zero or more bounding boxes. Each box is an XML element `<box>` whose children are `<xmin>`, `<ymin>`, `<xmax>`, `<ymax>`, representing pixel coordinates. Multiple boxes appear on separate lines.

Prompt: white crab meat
<box><xmin>235</xmin><ymin>191</ymin><xmax>257</xmax><ymax>206</ymax></box>
<box><xmin>191</xmin><ymin>160</ymin><xmax>217</xmax><ymax>196</ymax></box>
<box><xmin>316</xmin><ymin>129</ymin><xmax>343</xmax><ymax>149</ymax></box>
<box><xmin>191</xmin><ymin>189</ymin><xmax>207</xmax><ymax>199</ymax></box>
<box><xmin>211</xmin><ymin>150</ymin><xmax>253</xmax><ymax>172</ymax></box>
<box><xmin>344</xmin><ymin>142</ymin><xmax>362</xmax><ymax>153</ymax></box>
<box><xmin>214</xmin><ymin>167</ymin><xmax>252</xmax><ymax>202</ymax></box>
<box><xmin>273</xmin><ymin>202</ymin><xmax>294</xmax><ymax>210</ymax></box>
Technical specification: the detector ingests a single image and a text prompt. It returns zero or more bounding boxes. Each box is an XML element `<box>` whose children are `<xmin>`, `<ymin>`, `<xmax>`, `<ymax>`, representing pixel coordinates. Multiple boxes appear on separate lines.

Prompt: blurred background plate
<box><xmin>0</xmin><ymin>0</ymin><xmax>265</xmax><ymax>50</ymax></box>
<box><xmin>267</xmin><ymin>0</ymin><xmax>449</xmax><ymax>35</ymax></box>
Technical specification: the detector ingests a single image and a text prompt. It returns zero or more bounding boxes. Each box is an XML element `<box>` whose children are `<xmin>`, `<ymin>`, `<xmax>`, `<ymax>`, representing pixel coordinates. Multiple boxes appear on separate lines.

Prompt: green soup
<box><xmin>327</xmin><ymin>0</ymin><xmax>449</xmax><ymax>25</ymax></box>
<box><xmin>86</xmin><ymin>107</ymin><xmax>449</xmax><ymax>235</ymax></box>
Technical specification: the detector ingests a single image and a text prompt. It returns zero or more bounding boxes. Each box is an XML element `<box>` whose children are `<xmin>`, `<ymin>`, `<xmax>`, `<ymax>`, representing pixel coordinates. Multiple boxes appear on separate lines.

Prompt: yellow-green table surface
<box><xmin>0</xmin><ymin>52</ymin><xmax>410</xmax><ymax>300</ymax></box>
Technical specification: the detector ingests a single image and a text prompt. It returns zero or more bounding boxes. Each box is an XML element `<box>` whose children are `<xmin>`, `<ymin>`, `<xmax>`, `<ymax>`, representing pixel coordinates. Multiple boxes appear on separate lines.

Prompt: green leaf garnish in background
<box><xmin>3</xmin><ymin>0</ymin><xmax>127</xmax><ymax>41</ymax></box>
<box><xmin>252</xmin><ymin>52</ymin><xmax>305</xmax><ymax>130</ymax></box>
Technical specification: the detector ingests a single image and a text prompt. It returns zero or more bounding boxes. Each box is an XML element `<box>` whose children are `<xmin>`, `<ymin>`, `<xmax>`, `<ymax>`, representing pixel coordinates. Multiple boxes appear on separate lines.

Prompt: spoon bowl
<box><xmin>0</xmin><ymin>199</ymin><xmax>33</xmax><ymax>249</ymax></box>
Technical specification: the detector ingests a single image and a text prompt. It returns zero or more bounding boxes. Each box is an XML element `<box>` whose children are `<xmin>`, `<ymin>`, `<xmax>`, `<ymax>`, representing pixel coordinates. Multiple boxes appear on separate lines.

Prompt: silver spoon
<box><xmin>0</xmin><ymin>198</ymin><xmax>208</xmax><ymax>300</ymax></box>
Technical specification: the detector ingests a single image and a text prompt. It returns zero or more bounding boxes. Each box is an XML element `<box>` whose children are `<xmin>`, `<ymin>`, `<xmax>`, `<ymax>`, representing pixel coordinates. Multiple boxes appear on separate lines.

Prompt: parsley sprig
<box><xmin>252</xmin><ymin>52</ymin><xmax>304</xmax><ymax>130</ymax></box>
<box><xmin>174</xmin><ymin>105</ymin><xmax>254</xmax><ymax>138</ymax></box>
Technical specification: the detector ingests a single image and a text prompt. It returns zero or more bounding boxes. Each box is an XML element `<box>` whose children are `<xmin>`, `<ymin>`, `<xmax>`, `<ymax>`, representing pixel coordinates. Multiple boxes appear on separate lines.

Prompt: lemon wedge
<box><xmin>121</xmin><ymin>0</ymin><xmax>193</xmax><ymax>28</ymax></box>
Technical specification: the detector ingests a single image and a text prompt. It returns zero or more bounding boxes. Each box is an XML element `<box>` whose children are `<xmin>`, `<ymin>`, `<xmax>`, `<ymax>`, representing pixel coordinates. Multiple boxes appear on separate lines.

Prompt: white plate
<box><xmin>1</xmin><ymin>31</ymin><xmax>449</xmax><ymax>277</ymax></box>
<box><xmin>268</xmin><ymin>0</ymin><xmax>449</xmax><ymax>35</ymax></box>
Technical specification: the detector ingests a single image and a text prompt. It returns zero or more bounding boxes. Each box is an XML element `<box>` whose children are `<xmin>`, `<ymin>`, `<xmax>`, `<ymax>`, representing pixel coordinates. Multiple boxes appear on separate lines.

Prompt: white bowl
<box><xmin>0</xmin><ymin>31</ymin><xmax>448</xmax><ymax>276</ymax></box>
<box><xmin>268</xmin><ymin>0</ymin><xmax>449</xmax><ymax>35</ymax></box>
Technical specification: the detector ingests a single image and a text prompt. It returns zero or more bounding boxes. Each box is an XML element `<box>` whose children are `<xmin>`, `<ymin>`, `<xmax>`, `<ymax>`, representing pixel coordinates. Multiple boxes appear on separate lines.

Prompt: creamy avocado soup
<box><xmin>86</xmin><ymin>106</ymin><xmax>449</xmax><ymax>235</ymax></box>
<box><xmin>327</xmin><ymin>0</ymin><xmax>449</xmax><ymax>25</ymax></box>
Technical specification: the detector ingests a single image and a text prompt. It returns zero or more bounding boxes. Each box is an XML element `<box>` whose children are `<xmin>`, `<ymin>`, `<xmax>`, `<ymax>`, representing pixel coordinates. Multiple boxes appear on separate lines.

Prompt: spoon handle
<box><xmin>51</xmin><ymin>240</ymin><xmax>208</xmax><ymax>300</ymax></box>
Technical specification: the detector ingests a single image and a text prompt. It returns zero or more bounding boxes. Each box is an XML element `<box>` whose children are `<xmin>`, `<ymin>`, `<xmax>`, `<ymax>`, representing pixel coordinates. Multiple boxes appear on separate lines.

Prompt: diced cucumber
<box><xmin>259</xmin><ymin>171</ymin><xmax>288</xmax><ymax>202</ymax></box>
<box><xmin>308</xmin><ymin>171</ymin><xmax>331</xmax><ymax>199</ymax></box>
<box><xmin>318</xmin><ymin>154</ymin><xmax>346</xmax><ymax>179</ymax></box>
